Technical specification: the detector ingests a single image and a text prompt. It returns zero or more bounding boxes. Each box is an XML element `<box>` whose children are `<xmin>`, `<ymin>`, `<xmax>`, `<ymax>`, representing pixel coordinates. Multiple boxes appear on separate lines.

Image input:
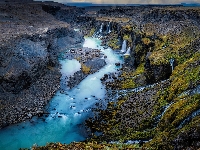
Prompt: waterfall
<box><xmin>99</xmin><ymin>23</ymin><xmax>103</xmax><ymax>33</ymax></box>
<box><xmin>93</xmin><ymin>23</ymin><xmax>103</xmax><ymax>38</ymax></box>
<box><xmin>107</xmin><ymin>22</ymin><xmax>111</xmax><ymax>33</ymax></box>
<box><xmin>121</xmin><ymin>40</ymin><xmax>126</xmax><ymax>53</ymax></box>
<box><xmin>92</xmin><ymin>23</ymin><xmax>103</xmax><ymax>38</ymax></box>
<box><xmin>169</xmin><ymin>58</ymin><xmax>174</xmax><ymax>71</ymax></box>
<box><xmin>124</xmin><ymin>47</ymin><xmax>131</xmax><ymax>56</ymax></box>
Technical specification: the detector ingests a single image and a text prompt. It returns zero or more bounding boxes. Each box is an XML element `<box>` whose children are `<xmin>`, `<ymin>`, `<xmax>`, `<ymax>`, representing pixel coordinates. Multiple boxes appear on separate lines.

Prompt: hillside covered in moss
<box><xmin>30</xmin><ymin>4</ymin><xmax>200</xmax><ymax>150</ymax></box>
<box><xmin>0</xmin><ymin>1</ymin><xmax>199</xmax><ymax>150</ymax></box>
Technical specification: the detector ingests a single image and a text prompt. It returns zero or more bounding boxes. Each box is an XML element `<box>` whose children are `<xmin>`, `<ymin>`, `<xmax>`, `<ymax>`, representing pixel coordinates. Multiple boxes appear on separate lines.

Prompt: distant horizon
<box><xmin>35</xmin><ymin>0</ymin><xmax>200</xmax><ymax>5</ymax></box>
<box><xmin>64</xmin><ymin>2</ymin><xmax>200</xmax><ymax>6</ymax></box>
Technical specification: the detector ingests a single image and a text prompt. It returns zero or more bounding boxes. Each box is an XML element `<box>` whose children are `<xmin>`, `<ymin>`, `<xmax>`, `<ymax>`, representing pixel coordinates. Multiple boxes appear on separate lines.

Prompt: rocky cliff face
<box><xmin>0</xmin><ymin>2</ymin><xmax>84</xmax><ymax>128</ymax></box>
<box><xmin>64</xmin><ymin>6</ymin><xmax>200</xmax><ymax>150</ymax></box>
<box><xmin>0</xmin><ymin>2</ymin><xmax>200</xmax><ymax>150</ymax></box>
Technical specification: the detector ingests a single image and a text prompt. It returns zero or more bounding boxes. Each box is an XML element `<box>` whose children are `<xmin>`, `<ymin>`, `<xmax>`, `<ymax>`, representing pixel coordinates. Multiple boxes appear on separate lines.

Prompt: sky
<box><xmin>37</xmin><ymin>0</ymin><xmax>200</xmax><ymax>4</ymax></box>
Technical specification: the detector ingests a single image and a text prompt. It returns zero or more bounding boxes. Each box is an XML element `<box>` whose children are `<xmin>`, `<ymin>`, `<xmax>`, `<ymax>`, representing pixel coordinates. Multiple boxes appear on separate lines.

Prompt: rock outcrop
<box><xmin>0</xmin><ymin>1</ymin><xmax>200</xmax><ymax>150</ymax></box>
<box><xmin>0</xmin><ymin>1</ymin><xmax>84</xmax><ymax>128</ymax></box>
<box><xmin>61</xmin><ymin>47</ymin><xmax>106</xmax><ymax>89</ymax></box>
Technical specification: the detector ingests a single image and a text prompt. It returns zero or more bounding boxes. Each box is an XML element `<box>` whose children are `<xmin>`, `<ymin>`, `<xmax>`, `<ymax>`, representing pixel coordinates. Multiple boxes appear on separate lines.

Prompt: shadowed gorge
<box><xmin>0</xmin><ymin>1</ymin><xmax>199</xmax><ymax>150</ymax></box>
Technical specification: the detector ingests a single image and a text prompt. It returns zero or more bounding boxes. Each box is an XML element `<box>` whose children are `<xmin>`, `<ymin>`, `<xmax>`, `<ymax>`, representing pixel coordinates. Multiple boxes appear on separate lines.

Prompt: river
<box><xmin>0</xmin><ymin>37</ymin><xmax>123</xmax><ymax>150</ymax></box>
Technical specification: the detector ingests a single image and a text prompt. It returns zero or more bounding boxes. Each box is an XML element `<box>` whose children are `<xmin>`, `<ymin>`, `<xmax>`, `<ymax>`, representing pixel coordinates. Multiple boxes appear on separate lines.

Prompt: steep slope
<box><xmin>0</xmin><ymin>1</ymin><xmax>84</xmax><ymax>128</ymax></box>
<box><xmin>75</xmin><ymin>6</ymin><xmax>200</xmax><ymax>149</ymax></box>
<box><xmin>2</xmin><ymin>3</ymin><xmax>199</xmax><ymax>150</ymax></box>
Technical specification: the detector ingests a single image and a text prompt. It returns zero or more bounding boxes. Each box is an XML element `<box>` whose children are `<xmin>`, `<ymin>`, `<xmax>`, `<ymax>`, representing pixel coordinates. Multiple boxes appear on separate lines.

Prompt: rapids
<box><xmin>0</xmin><ymin>37</ymin><xmax>123</xmax><ymax>150</ymax></box>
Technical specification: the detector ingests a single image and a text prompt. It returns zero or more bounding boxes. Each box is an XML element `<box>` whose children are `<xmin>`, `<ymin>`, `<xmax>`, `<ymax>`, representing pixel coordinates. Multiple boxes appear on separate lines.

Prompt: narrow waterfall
<box><xmin>107</xmin><ymin>22</ymin><xmax>111</xmax><ymax>33</ymax></box>
<box><xmin>121</xmin><ymin>40</ymin><xmax>126</xmax><ymax>53</ymax></box>
<box><xmin>93</xmin><ymin>23</ymin><xmax>103</xmax><ymax>38</ymax></box>
<box><xmin>169</xmin><ymin>58</ymin><xmax>174</xmax><ymax>71</ymax></box>
<box><xmin>99</xmin><ymin>23</ymin><xmax>103</xmax><ymax>34</ymax></box>
<box><xmin>124</xmin><ymin>47</ymin><xmax>131</xmax><ymax>56</ymax></box>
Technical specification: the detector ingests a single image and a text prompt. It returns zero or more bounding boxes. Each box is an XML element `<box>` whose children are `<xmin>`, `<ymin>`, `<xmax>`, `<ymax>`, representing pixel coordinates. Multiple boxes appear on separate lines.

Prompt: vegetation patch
<box><xmin>119</xmin><ymin>63</ymin><xmax>145</xmax><ymax>89</ymax></box>
<box><xmin>158</xmin><ymin>52</ymin><xmax>200</xmax><ymax>103</ymax></box>
<box><xmin>88</xmin><ymin>28</ymin><xmax>96</xmax><ymax>37</ymax></box>
<box><xmin>149</xmin><ymin>26</ymin><xmax>200</xmax><ymax>65</ymax></box>
<box><xmin>107</xmin><ymin>33</ymin><xmax>120</xmax><ymax>50</ymax></box>
<box><xmin>96</xmin><ymin>17</ymin><xmax>130</xmax><ymax>23</ymax></box>
<box><xmin>81</xmin><ymin>63</ymin><xmax>91</xmax><ymax>74</ymax></box>
<box><xmin>24</xmin><ymin>6</ymin><xmax>200</xmax><ymax>150</ymax></box>
<box><xmin>30</xmin><ymin>141</ymin><xmax>139</xmax><ymax>150</ymax></box>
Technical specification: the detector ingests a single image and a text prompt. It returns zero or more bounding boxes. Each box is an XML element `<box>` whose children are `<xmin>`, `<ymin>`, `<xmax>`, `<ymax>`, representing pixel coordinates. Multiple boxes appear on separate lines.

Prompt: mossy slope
<box><xmin>28</xmin><ymin>6</ymin><xmax>200</xmax><ymax>150</ymax></box>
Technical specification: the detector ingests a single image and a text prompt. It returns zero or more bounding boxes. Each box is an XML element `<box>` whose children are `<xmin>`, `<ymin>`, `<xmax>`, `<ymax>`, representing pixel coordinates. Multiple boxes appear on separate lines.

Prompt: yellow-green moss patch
<box><xmin>81</xmin><ymin>63</ymin><xmax>91</xmax><ymax>74</ymax></box>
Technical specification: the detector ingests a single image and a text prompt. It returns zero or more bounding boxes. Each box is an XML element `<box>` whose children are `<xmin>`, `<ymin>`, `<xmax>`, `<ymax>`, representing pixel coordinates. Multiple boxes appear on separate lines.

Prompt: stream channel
<box><xmin>0</xmin><ymin>36</ymin><xmax>124</xmax><ymax>150</ymax></box>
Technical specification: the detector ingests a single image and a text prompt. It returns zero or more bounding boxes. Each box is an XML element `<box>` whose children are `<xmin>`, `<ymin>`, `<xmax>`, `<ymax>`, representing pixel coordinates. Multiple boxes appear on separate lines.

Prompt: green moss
<box><xmin>143</xmin><ymin>129</ymin><xmax>175</xmax><ymax>150</ymax></box>
<box><xmin>128</xmin><ymin>129</ymin><xmax>156</xmax><ymax>140</ymax></box>
<box><xmin>141</xmin><ymin>49</ymin><xmax>200</xmax><ymax>149</ymax></box>
<box><xmin>135</xmin><ymin>63</ymin><xmax>145</xmax><ymax>75</ymax></box>
<box><xmin>121</xmin><ymin>79</ymin><xmax>136</xmax><ymax>89</ymax></box>
<box><xmin>118</xmin><ymin>63</ymin><xmax>145</xmax><ymax>89</ymax></box>
<box><xmin>108</xmin><ymin>38</ymin><xmax>120</xmax><ymax>50</ymax></box>
<box><xmin>81</xmin><ymin>63</ymin><xmax>91</xmax><ymax>74</ymax></box>
<box><xmin>158</xmin><ymin>94</ymin><xmax>200</xmax><ymax>130</ymax></box>
<box><xmin>143</xmin><ymin>94</ymin><xmax>200</xmax><ymax>150</ymax></box>
<box><xmin>107</xmin><ymin>33</ymin><xmax>120</xmax><ymax>50</ymax></box>
<box><xmin>123</xmin><ymin>34</ymin><xmax>132</xmax><ymax>43</ymax></box>
<box><xmin>149</xmin><ymin>26</ymin><xmax>200</xmax><ymax>65</ymax></box>
<box><xmin>149</xmin><ymin>52</ymin><xmax>200</xmax><ymax>131</ymax></box>
<box><xmin>142</xmin><ymin>37</ymin><xmax>151</xmax><ymax>45</ymax></box>
<box><xmin>177</xmin><ymin>115</ymin><xmax>200</xmax><ymax>134</ymax></box>
<box><xmin>171</xmin><ymin>94</ymin><xmax>200</xmax><ymax>127</ymax></box>
<box><xmin>151</xmin><ymin>90</ymin><xmax>169</xmax><ymax>120</ymax></box>
<box><xmin>134</xmin><ymin>34</ymin><xmax>154</xmax><ymax>64</ymax></box>
<box><xmin>88</xmin><ymin>28</ymin><xmax>96</xmax><ymax>37</ymax></box>
<box><xmin>31</xmin><ymin>141</ymin><xmax>139</xmax><ymax>150</ymax></box>
<box><xmin>121</xmin><ymin>25</ymin><xmax>133</xmax><ymax>32</ymax></box>
<box><xmin>135</xmin><ymin>44</ymin><xmax>143</xmax><ymax>53</ymax></box>
<box><xmin>167</xmin><ymin>53</ymin><xmax>200</xmax><ymax>102</ymax></box>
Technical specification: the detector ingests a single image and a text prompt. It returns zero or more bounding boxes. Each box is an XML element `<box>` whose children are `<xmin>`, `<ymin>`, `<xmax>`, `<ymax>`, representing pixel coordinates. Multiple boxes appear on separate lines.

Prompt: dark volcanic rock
<box><xmin>116</xmin><ymin>80</ymin><xmax>170</xmax><ymax>130</ymax></box>
<box><xmin>144</xmin><ymin>53</ymin><xmax>171</xmax><ymax>84</ymax></box>
<box><xmin>0</xmin><ymin>2</ymin><xmax>84</xmax><ymax>128</ymax></box>
<box><xmin>173</xmin><ymin>126</ymin><xmax>200</xmax><ymax>150</ymax></box>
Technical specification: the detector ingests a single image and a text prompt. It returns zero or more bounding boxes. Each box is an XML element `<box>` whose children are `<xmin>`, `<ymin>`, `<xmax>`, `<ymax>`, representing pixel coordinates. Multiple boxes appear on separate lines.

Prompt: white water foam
<box><xmin>124</xmin><ymin>47</ymin><xmax>131</xmax><ymax>56</ymax></box>
<box><xmin>60</xmin><ymin>59</ymin><xmax>81</xmax><ymax>76</ymax></box>
<box><xmin>0</xmin><ymin>37</ymin><xmax>123</xmax><ymax>150</ymax></box>
<box><xmin>121</xmin><ymin>40</ymin><xmax>127</xmax><ymax>53</ymax></box>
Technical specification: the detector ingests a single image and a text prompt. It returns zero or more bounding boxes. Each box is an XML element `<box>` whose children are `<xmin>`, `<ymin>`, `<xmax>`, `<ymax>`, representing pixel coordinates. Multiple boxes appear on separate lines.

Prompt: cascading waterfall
<box><xmin>99</xmin><ymin>23</ymin><xmax>103</xmax><ymax>34</ymax></box>
<box><xmin>107</xmin><ymin>22</ymin><xmax>111</xmax><ymax>33</ymax></box>
<box><xmin>93</xmin><ymin>23</ymin><xmax>103</xmax><ymax>38</ymax></box>
<box><xmin>121</xmin><ymin>40</ymin><xmax>126</xmax><ymax>53</ymax></box>
<box><xmin>124</xmin><ymin>47</ymin><xmax>131</xmax><ymax>56</ymax></box>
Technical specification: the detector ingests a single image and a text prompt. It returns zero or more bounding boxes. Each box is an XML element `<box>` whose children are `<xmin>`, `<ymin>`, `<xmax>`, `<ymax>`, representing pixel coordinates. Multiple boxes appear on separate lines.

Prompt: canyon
<box><xmin>0</xmin><ymin>1</ymin><xmax>199</xmax><ymax>149</ymax></box>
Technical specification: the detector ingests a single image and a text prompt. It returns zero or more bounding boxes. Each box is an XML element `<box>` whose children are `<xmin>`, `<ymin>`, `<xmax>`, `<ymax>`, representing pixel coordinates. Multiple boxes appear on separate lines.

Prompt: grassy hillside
<box><xmin>27</xmin><ymin>5</ymin><xmax>200</xmax><ymax>150</ymax></box>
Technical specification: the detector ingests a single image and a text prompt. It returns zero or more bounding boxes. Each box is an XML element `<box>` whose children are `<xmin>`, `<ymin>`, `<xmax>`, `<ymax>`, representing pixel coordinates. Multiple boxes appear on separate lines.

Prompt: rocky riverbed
<box><xmin>0</xmin><ymin>1</ymin><xmax>200</xmax><ymax>150</ymax></box>
<box><xmin>0</xmin><ymin>0</ymin><xmax>109</xmax><ymax>129</ymax></box>
<box><xmin>61</xmin><ymin>47</ymin><xmax>106</xmax><ymax>89</ymax></box>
